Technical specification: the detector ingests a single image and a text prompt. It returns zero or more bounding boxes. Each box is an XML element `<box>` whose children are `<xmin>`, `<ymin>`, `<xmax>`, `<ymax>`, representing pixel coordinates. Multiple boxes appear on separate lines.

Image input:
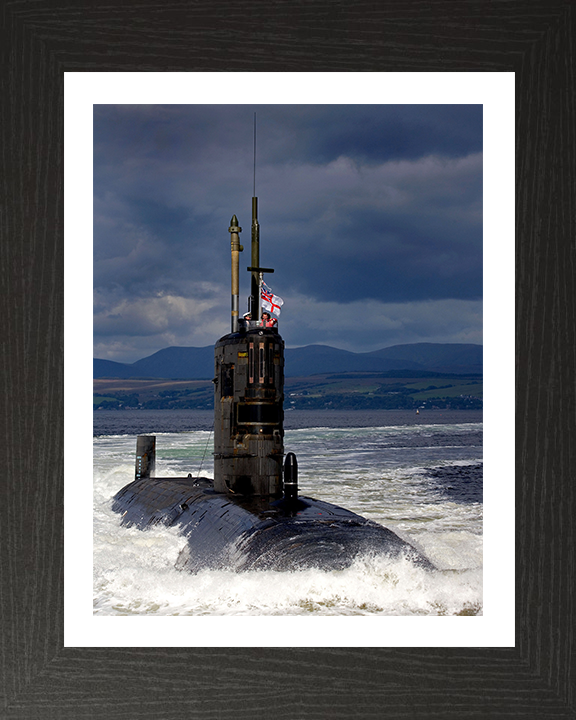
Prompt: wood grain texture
<box><xmin>1</xmin><ymin>1</ymin><xmax>574</xmax><ymax>717</ymax></box>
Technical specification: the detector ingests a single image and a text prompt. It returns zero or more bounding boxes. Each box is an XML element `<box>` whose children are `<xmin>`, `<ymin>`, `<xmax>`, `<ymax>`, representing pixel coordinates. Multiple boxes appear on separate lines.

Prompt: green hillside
<box><xmin>94</xmin><ymin>372</ymin><xmax>482</xmax><ymax>411</ymax></box>
<box><xmin>284</xmin><ymin>372</ymin><xmax>482</xmax><ymax>410</ymax></box>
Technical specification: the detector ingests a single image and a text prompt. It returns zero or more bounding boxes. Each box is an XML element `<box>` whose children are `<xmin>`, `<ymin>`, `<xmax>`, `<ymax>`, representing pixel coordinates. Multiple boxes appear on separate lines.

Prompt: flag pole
<box><xmin>259</xmin><ymin>272</ymin><xmax>263</xmax><ymax>317</ymax></box>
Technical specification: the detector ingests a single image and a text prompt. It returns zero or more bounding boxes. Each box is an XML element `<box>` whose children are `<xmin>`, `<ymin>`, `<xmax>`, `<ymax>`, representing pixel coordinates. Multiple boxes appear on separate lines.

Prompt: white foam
<box><xmin>93</xmin><ymin>427</ymin><xmax>483</xmax><ymax>617</ymax></box>
<box><xmin>94</xmin><ymin>548</ymin><xmax>482</xmax><ymax>617</ymax></box>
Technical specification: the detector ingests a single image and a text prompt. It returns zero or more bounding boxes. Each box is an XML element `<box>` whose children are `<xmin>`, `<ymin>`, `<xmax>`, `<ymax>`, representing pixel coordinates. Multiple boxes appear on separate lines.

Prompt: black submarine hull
<box><xmin>112</xmin><ymin>476</ymin><xmax>434</xmax><ymax>573</ymax></box>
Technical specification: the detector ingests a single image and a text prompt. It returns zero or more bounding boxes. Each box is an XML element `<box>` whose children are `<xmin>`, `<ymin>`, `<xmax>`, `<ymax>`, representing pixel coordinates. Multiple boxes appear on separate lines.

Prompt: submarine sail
<box><xmin>213</xmin><ymin>213</ymin><xmax>284</xmax><ymax>497</ymax></box>
<box><xmin>111</xmin><ymin>194</ymin><xmax>434</xmax><ymax>573</ymax></box>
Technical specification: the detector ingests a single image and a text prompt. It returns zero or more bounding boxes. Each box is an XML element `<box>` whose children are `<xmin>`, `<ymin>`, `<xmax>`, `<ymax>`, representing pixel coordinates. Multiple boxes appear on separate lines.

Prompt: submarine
<box><xmin>112</xmin><ymin>196</ymin><xmax>434</xmax><ymax>573</ymax></box>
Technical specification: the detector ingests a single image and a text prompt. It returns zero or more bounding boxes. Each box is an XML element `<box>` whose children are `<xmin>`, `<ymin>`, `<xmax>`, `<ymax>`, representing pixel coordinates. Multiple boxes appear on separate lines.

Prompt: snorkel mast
<box><xmin>229</xmin><ymin>215</ymin><xmax>242</xmax><ymax>333</ymax></box>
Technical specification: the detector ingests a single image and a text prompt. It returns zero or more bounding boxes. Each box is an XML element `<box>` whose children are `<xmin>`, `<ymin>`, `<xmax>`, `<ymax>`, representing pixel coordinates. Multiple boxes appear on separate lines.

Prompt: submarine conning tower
<box><xmin>213</xmin><ymin>200</ymin><xmax>285</xmax><ymax>497</ymax></box>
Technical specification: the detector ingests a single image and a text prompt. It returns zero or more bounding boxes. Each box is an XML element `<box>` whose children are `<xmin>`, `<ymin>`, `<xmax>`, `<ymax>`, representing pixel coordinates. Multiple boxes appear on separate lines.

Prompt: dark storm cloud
<box><xmin>267</xmin><ymin>104</ymin><xmax>482</xmax><ymax>165</ymax></box>
<box><xmin>94</xmin><ymin>104</ymin><xmax>482</xmax><ymax>362</ymax></box>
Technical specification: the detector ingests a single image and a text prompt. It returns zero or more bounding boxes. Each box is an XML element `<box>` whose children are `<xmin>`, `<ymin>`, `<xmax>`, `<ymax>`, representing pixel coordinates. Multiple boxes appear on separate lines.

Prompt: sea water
<box><xmin>93</xmin><ymin>409</ymin><xmax>482</xmax><ymax>616</ymax></box>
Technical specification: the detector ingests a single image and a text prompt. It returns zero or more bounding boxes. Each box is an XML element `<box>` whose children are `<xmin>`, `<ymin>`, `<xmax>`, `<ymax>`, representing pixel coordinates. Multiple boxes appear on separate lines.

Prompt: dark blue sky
<box><xmin>94</xmin><ymin>104</ymin><xmax>482</xmax><ymax>363</ymax></box>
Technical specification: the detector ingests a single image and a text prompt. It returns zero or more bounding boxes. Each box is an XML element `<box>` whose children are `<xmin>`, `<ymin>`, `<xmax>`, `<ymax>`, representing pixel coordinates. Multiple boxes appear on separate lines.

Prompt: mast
<box><xmin>250</xmin><ymin>114</ymin><xmax>260</xmax><ymax>321</ymax></box>
<box><xmin>250</xmin><ymin>198</ymin><xmax>260</xmax><ymax>321</ymax></box>
<box><xmin>248</xmin><ymin>114</ymin><xmax>274</xmax><ymax>318</ymax></box>
<box><xmin>229</xmin><ymin>215</ymin><xmax>243</xmax><ymax>332</ymax></box>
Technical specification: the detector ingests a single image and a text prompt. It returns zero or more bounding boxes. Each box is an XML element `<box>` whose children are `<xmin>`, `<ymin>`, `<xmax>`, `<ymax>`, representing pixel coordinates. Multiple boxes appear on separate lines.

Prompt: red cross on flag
<box><xmin>261</xmin><ymin>282</ymin><xmax>284</xmax><ymax>317</ymax></box>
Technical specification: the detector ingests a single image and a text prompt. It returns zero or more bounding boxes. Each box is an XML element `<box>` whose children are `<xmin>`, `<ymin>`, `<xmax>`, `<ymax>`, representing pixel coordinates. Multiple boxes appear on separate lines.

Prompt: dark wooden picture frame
<box><xmin>2</xmin><ymin>2</ymin><xmax>574</xmax><ymax>717</ymax></box>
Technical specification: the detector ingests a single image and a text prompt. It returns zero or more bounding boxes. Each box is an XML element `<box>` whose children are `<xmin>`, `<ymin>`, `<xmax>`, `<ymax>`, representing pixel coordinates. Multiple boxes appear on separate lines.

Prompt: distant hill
<box><xmin>92</xmin><ymin>358</ymin><xmax>135</xmax><ymax>378</ymax></box>
<box><xmin>94</xmin><ymin>342</ymin><xmax>482</xmax><ymax>380</ymax></box>
<box><xmin>284</xmin><ymin>344</ymin><xmax>423</xmax><ymax>376</ymax></box>
<box><xmin>132</xmin><ymin>346</ymin><xmax>214</xmax><ymax>378</ymax></box>
<box><xmin>367</xmin><ymin>343</ymin><xmax>483</xmax><ymax>375</ymax></box>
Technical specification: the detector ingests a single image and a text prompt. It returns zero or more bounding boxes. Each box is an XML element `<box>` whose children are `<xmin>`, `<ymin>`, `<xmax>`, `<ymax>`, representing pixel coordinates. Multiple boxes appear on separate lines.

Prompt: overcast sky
<box><xmin>94</xmin><ymin>104</ymin><xmax>482</xmax><ymax>363</ymax></box>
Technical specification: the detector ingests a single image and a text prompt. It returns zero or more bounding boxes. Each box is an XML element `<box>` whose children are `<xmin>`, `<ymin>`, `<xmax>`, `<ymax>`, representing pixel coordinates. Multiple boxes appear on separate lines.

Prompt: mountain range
<box><xmin>94</xmin><ymin>343</ymin><xmax>482</xmax><ymax>379</ymax></box>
